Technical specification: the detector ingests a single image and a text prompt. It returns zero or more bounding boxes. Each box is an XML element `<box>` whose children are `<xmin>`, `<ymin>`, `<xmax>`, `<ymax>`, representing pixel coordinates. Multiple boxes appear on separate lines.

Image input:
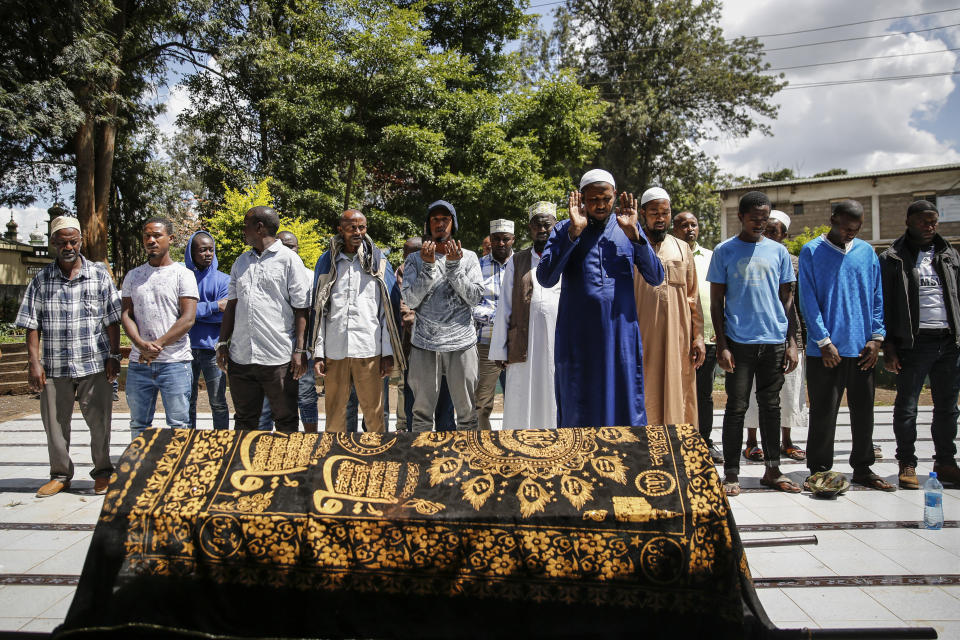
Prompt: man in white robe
<box><xmin>489</xmin><ymin>202</ymin><xmax>562</xmax><ymax>429</ymax></box>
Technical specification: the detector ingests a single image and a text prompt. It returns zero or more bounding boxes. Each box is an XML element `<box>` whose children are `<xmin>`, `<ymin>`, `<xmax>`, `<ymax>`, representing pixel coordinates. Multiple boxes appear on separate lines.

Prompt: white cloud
<box><xmin>155</xmin><ymin>82</ymin><xmax>191</xmax><ymax>139</ymax></box>
<box><xmin>705</xmin><ymin>0</ymin><xmax>960</xmax><ymax>178</ymax></box>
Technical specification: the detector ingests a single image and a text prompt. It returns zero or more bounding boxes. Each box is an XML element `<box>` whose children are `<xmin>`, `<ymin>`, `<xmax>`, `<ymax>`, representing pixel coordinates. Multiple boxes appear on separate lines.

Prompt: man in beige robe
<box><xmin>634</xmin><ymin>187</ymin><xmax>705</xmax><ymax>426</ymax></box>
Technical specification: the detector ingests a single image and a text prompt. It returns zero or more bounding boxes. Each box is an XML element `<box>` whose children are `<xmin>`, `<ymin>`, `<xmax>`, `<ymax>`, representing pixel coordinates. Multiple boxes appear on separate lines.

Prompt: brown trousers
<box><xmin>324</xmin><ymin>356</ymin><xmax>385</xmax><ymax>432</ymax></box>
<box><xmin>40</xmin><ymin>371</ymin><xmax>114</xmax><ymax>482</ymax></box>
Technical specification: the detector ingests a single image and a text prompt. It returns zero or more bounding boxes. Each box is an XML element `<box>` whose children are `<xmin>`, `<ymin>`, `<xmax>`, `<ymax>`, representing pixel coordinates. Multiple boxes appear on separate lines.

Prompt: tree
<box><xmin>179</xmin><ymin>0</ymin><xmax>605</xmax><ymax>252</ymax></box>
<box><xmin>757</xmin><ymin>168</ymin><xmax>797</xmax><ymax>182</ymax></box>
<box><xmin>205</xmin><ymin>178</ymin><xmax>326</xmax><ymax>273</ymax></box>
<box><xmin>525</xmin><ymin>0</ymin><xmax>784</xmax><ymax>198</ymax></box>
<box><xmin>0</xmin><ymin>0</ymin><xmax>230</xmax><ymax>264</ymax></box>
<box><xmin>812</xmin><ymin>168</ymin><xmax>848</xmax><ymax>178</ymax></box>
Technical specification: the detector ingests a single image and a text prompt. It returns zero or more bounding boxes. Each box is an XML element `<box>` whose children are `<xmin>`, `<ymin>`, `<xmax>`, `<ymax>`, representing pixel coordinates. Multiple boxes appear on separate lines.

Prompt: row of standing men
<box><xmin>15</xmin><ymin>168</ymin><xmax>960</xmax><ymax>499</ymax></box>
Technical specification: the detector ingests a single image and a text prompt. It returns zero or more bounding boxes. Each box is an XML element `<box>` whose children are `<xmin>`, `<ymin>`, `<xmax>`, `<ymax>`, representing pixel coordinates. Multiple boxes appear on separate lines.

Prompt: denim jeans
<box><xmin>126</xmin><ymin>361</ymin><xmax>192</xmax><ymax>439</ymax></box>
<box><xmin>893</xmin><ymin>334</ymin><xmax>960</xmax><ymax>468</ymax></box>
<box><xmin>806</xmin><ymin>356</ymin><xmax>876</xmax><ymax>474</ymax></box>
<box><xmin>346</xmin><ymin>376</ymin><xmax>390</xmax><ymax>432</ymax></box>
<box><xmin>260</xmin><ymin>358</ymin><xmax>318</xmax><ymax>430</ymax></box>
<box><xmin>721</xmin><ymin>340</ymin><xmax>785</xmax><ymax>475</ymax></box>
<box><xmin>696</xmin><ymin>343</ymin><xmax>717</xmax><ymax>446</ymax></box>
<box><xmin>190</xmin><ymin>348</ymin><xmax>229</xmax><ymax>430</ymax></box>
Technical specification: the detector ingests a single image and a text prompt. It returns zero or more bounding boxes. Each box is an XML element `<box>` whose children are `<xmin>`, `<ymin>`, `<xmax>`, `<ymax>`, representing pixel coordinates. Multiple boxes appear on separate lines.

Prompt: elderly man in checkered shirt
<box><xmin>16</xmin><ymin>216</ymin><xmax>122</xmax><ymax>498</ymax></box>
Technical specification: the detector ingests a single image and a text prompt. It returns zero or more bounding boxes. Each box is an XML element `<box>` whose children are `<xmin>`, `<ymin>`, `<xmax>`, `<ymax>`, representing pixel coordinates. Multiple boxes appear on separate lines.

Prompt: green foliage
<box><xmin>784</xmin><ymin>225</ymin><xmax>830</xmax><ymax>256</ymax></box>
<box><xmin>757</xmin><ymin>168</ymin><xmax>798</xmax><ymax>183</ymax></box>
<box><xmin>178</xmin><ymin>0</ymin><xmax>604</xmax><ymax>255</ymax></box>
<box><xmin>812</xmin><ymin>168</ymin><xmax>848</xmax><ymax>178</ymax></box>
<box><xmin>206</xmin><ymin>178</ymin><xmax>274</xmax><ymax>273</ymax></box>
<box><xmin>526</xmin><ymin>0</ymin><xmax>785</xmax><ymax>195</ymax></box>
<box><xmin>206</xmin><ymin>178</ymin><xmax>330</xmax><ymax>272</ymax></box>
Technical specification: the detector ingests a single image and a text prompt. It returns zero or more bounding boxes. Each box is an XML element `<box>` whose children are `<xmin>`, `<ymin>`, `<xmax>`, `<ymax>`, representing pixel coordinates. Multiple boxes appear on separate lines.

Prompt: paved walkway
<box><xmin>0</xmin><ymin>408</ymin><xmax>957</xmax><ymax>635</ymax></box>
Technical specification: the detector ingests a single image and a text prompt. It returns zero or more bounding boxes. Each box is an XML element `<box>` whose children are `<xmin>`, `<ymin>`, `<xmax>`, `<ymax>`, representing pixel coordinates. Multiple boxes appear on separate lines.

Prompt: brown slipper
<box><xmin>760</xmin><ymin>475</ymin><xmax>802</xmax><ymax>493</ymax></box>
<box><xmin>852</xmin><ymin>472</ymin><xmax>897</xmax><ymax>492</ymax></box>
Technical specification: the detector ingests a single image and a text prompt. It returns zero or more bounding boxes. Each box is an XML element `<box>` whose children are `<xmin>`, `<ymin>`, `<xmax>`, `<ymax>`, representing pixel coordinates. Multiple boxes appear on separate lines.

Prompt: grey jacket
<box><xmin>401</xmin><ymin>249</ymin><xmax>484</xmax><ymax>352</ymax></box>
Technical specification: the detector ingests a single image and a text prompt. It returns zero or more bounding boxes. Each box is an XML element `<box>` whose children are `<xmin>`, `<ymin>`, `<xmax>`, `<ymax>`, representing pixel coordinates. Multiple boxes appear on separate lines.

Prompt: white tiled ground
<box><xmin>0</xmin><ymin>407</ymin><xmax>958</xmax><ymax>636</ymax></box>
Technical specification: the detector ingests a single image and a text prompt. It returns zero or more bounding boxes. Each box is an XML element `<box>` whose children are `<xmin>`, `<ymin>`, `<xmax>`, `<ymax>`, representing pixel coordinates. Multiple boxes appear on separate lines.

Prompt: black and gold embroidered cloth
<box><xmin>57</xmin><ymin>426</ymin><xmax>772</xmax><ymax>639</ymax></box>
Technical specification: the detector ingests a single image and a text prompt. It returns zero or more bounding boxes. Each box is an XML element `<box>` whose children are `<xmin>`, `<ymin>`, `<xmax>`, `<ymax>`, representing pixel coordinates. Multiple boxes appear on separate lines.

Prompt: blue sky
<box><xmin>5</xmin><ymin>0</ymin><xmax>959</xmax><ymax>239</ymax></box>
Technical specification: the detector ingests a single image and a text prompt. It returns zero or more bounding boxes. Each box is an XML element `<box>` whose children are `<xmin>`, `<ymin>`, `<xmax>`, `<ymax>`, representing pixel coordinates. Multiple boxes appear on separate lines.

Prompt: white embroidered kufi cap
<box><xmin>579</xmin><ymin>169</ymin><xmax>616</xmax><ymax>190</ymax></box>
<box><xmin>489</xmin><ymin>219</ymin><xmax>515</xmax><ymax>234</ymax></box>
<box><xmin>769</xmin><ymin>210</ymin><xmax>791</xmax><ymax>231</ymax></box>
<box><xmin>640</xmin><ymin>187</ymin><xmax>670</xmax><ymax>206</ymax></box>
<box><xmin>527</xmin><ymin>201</ymin><xmax>557</xmax><ymax>220</ymax></box>
<box><xmin>50</xmin><ymin>216</ymin><xmax>81</xmax><ymax>235</ymax></box>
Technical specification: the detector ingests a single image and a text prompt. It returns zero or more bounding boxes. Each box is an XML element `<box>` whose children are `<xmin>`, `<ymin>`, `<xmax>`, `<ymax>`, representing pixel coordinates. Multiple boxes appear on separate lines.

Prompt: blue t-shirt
<box><xmin>706</xmin><ymin>236</ymin><xmax>795</xmax><ymax>344</ymax></box>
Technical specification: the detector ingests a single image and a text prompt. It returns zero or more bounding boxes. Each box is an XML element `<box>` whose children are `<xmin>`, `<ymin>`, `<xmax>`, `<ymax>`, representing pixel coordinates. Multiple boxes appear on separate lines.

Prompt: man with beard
<box><xmin>881</xmin><ymin>200</ymin><xmax>960</xmax><ymax>488</ymax></box>
<box><xmin>309</xmin><ymin>210</ymin><xmax>403</xmax><ymax>433</ymax></box>
<box><xmin>402</xmin><ymin>200</ymin><xmax>484</xmax><ymax>431</ymax></box>
<box><xmin>537</xmin><ymin>169</ymin><xmax>664</xmax><ymax>427</ymax></box>
<box><xmin>634</xmin><ymin>187</ymin><xmax>705</xmax><ymax>427</ymax></box>
<box><xmin>490</xmin><ymin>202</ymin><xmax>562</xmax><ymax>429</ymax></box>
<box><xmin>673</xmin><ymin>211</ymin><xmax>723</xmax><ymax>462</ymax></box>
<box><xmin>17</xmin><ymin>216</ymin><xmax>122</xmax><ymax>497</ymax></box>
<box><xmin>121</xmin><ymin>217</ymin><xmax>198</xmax><ymax>438</ymax></box>
<box><xmin>473</xmin><ymin>219</ymin><xmax>514</xmax><ymax>429</ymax></box>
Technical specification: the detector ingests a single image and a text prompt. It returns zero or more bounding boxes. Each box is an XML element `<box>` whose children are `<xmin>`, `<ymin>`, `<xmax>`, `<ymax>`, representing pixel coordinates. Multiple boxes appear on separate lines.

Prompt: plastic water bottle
<box><xmin>923</xmin><ymin>472</ymin><xmax>944</xmax><ymax>530</ymax></box>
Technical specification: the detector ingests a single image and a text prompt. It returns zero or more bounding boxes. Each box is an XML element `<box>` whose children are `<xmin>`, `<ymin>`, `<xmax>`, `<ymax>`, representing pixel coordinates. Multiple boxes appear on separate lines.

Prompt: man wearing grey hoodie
<box><xmin>401</xmin><ymin>200</ymin><xmax>485</xmax><ymax>431</ymax></box>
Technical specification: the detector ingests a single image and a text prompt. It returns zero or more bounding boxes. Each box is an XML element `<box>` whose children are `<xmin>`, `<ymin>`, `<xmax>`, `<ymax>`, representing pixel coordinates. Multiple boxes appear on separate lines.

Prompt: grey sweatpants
<box><xmin>408</xmin><ymin>345</ymin><xmax>479</xmax><ymax>431</ymax></box>
<box><xmin>40</xmin><ymin>371</ymin><xmax>114</xmax><ymax>482</ymax></box>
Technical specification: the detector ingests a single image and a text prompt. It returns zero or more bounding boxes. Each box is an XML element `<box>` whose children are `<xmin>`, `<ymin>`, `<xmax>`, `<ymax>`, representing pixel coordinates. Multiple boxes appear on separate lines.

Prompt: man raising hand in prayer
<box><xmin>537</xmin><ymin>169</ymin><xmax>664</xmax><ymax>428</ymax></box>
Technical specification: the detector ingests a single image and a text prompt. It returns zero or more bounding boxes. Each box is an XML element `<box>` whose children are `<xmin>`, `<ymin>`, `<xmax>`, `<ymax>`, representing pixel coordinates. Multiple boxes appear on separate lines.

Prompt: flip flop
<box><xmin>760</xmin><ymin>475</ymin><xmax>802</xmax><ymax>493</ymax></box>
<box><xmin>852</xmin><ymin>472</ymin><xmax>897</xmax><ymax>492</ymax></box>
<box><xmin>780</xmin><ymin>445</ymin><xmax>806</xmax><ymax>461</ymax></box>
<box><xmin>723</xmin><ymin>481</ymin><xmax>741</xmax><ymax>497</ymax></box>
<box><xmin>743</xmin><ymin>446</ymin><xmax>764</xmax><ymax>462</ymax></box>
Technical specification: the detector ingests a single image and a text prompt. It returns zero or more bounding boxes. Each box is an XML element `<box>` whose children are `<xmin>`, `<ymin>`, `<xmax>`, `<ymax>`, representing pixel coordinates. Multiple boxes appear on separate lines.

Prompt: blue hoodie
<box><xmin>184</xmin><ymin>230</ymin><xmax>231</xmax><ymax>351</ymax></box>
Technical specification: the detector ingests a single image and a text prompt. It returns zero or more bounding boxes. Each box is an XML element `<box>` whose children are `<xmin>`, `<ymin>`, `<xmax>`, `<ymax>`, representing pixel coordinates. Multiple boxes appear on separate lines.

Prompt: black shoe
<box><xmin>709</xmin><ymin>444</ymin><xmax>724</xmax><ymax>464</ymax></box>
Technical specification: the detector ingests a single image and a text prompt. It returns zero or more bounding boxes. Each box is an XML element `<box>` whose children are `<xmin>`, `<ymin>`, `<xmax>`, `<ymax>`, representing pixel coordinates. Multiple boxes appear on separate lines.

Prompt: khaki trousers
<box><xmin>475</xmin><ymin>342</ymin><xmax>501</xmax><ymax>430</ymax></box>
<box><xmin>40</xmin><ymin>371</ymin><xmax>113</xmax><ymax>482</ymax></box>
<box><xmin>324</xmin><ymin>356</ymin><xmax>385</xmax><ymax>432</ymax></box>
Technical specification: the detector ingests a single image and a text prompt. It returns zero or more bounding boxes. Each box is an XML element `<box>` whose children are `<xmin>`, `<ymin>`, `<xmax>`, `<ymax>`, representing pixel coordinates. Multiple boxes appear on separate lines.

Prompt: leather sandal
<box><xmin>852</xmin><ymin>472</ymin><xmax>896</xmax><ymax>492</ymax></box>
<box><xmin>760</xmin><ymin>475</ymin><xmax>802</xmax><ymax>493</ymax></box>
<box><xmin>723</xmin><ymin>481</ymin><xmax>741</xmax><ymax>497</ymax></box>
<box><xmin>743</xmin><ymin>446</ymin><xmax>764</xmax><ymax>462</ymax></box>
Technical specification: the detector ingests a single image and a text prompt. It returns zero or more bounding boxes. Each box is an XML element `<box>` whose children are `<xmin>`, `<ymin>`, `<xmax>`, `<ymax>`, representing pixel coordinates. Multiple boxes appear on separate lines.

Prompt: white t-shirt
<box><xmin>122</xmin><ymin>262</ymin><xmax>200</xmax><ymax>363</ymax></box>
<box><xmin>916</xmin><ymin>248</ymin><xmax>949</xmax><ymax>329</ymax></box>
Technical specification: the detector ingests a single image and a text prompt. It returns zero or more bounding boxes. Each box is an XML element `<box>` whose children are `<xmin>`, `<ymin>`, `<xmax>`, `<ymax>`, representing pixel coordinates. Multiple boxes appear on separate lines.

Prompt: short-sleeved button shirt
<box><xmin>15</xmin><ymin>257</ymin><xmax>122</xmax><ymax>378</ymax></box>
<box><xmin>228</xmin><ymin>240</ymin><xmax>311</xmax><ymax>366</ymax></box>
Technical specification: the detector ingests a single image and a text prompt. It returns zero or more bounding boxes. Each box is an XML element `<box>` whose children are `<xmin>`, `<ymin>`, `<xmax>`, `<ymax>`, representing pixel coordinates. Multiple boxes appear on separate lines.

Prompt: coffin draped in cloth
<box><xmin>56</xmin><ymin>426</ymin><xmax>768</xmax><ymax>639</ymax></box>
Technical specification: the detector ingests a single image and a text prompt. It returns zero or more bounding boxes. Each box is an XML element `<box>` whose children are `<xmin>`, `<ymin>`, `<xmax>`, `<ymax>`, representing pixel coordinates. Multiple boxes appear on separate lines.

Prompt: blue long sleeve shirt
<box><xmin>798</xmin><ymin>235</ymin><xmax>885</xmax><ymax>357</ymax></box>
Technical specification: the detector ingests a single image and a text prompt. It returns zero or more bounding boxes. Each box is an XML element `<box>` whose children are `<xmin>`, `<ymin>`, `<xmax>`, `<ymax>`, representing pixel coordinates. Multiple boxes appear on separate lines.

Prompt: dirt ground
<box><xmin>0</xmin><ymin>385</ymin><xmax>931</xmax><ymax>424</ymax></box>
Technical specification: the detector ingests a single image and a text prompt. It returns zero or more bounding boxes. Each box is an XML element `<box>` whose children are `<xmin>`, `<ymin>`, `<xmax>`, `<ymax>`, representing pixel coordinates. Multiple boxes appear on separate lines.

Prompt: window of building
<box><xmin>793</xmin><ymin>203</ymin><xmax>803</xmax><ymax>217</ymax></box>
<box><xmin>913</xmin><ymin>192</ymin><xmax>937</xmax><ymax>205</ymax></box>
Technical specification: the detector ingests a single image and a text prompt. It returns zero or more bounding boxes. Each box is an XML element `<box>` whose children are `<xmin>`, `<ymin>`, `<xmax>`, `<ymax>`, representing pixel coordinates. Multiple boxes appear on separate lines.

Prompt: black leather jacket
<box><xmin>879</xmin><ymin>233</ymin><xmax>960</xmax><ymax>350</ymax></box>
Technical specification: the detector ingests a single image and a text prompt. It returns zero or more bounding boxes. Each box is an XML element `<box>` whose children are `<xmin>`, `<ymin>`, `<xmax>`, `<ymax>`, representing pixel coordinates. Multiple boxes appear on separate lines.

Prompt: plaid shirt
<box><xmin>472</xmin><ymin>253</ymin><xmax>509</xmax><ymax>345</ymax></box>
<box><xmin>15</xmin><ymin>257</ymin><xmax>122</xmax><ymax>378</ymax></box>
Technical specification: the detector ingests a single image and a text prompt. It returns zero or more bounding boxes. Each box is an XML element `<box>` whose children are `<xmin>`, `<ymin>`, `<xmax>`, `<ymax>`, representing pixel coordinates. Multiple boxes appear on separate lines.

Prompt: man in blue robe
<box><xmin>537</xmin><ymin>169</ymin><xmax>665</xmax><ymax>427</ymax></box>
